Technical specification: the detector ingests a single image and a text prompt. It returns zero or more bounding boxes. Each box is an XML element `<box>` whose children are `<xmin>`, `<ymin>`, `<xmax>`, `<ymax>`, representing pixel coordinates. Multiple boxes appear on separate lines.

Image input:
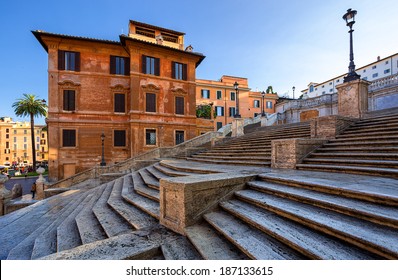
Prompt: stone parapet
<box><xmin>271</xmin><ymin>138</ymin><xmax>327</xmax><ymax>169</ymax></box>
<box><xmin>159</xmin><ymin>172</ymin><xmax>257</xmax><ymax>235</ymax></box>
<box><xmin>311</xmin><ymin>115</ymin><xmax>357</xmax><ymax>139</ymax></box>
<box><xmin>337</xmin><ymin>79</ymin><xmax>371</xmax><ymax>119</ymax></box>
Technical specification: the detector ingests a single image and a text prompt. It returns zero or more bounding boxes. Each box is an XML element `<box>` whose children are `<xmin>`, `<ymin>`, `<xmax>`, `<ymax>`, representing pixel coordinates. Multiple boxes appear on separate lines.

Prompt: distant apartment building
<box><xmin>33</xmin><ymin>20</ymin><xmax>213</xmax><ymax>181</ymax></box>
<box><xmin>302</xmin><ymin>53</ymin><xmax>398</xmax><ymax>98</ymax></box>
<box><xmin>0</xmin><ymin>117</ymin><xmax>48</xmax><ymax>166</ymax></box>
<box><xmin>196</xmin><ymin>76</ymin><xmax>278</xmax><ymax>131</ymax></box>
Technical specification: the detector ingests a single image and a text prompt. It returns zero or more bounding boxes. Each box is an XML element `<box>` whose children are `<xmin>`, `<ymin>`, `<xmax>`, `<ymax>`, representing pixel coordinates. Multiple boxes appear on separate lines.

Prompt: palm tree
<box><xmin>12</xmin><ymin>94</ymin><xmax>47</xmax><ymax>171</ymax></box>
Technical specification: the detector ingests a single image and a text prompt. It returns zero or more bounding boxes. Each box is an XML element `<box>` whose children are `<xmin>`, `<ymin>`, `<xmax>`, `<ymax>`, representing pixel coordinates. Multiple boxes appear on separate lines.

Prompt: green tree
<box><xmin>12</xmin><ymin>93</ymin><xmax>47</xmax><ymax>171</ymax></box>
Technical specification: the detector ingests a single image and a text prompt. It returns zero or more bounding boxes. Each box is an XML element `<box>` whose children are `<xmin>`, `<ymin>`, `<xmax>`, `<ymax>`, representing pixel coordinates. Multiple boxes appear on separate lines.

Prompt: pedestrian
<box><xmin>31</xmin><ymin>182</ymin><xmax>36</xmax><ymax>199</ymax></box>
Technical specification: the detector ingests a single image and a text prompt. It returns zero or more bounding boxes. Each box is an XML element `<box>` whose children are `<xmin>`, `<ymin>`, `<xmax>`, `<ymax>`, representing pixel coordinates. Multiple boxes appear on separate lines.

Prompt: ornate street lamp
<box><xmin>261</xmin><ymin>91</ymin><xmax>266</xmax><ymax>116</ymax></box>
<box><xmin>292</xmin><ymin>86</ymin><xmax>295</xmax><ymax>99</ymax></box>
<box><xmin>100</xmin><ymin>131</ymin><xmax>106</xmax><ymax>166</ymax></box>
<box><xmin>233</xmin><ymin>81</ymin><xmax>241</xmax><ymax>118</ymax></box>
<box><xmin>343</xmin><ymin>8</ymin><xmax>361</xmax><ymax>83</ymax></box>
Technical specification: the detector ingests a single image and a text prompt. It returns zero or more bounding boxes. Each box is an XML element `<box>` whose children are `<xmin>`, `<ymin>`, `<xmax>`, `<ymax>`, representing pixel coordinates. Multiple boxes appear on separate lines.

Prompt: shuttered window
<box><xmin>172</xmin><ymin>62</ymin><xmax>187</xmax><ymax>80</ymax></box>
<box><xmin>114</xmin><ymin>94</ymin><xmax>125</xmax><ymax>113</ymax></box>
<box><xmin>63</xmin><ymin>90</ymin><xmax>75</xmax><ymax>111</ymax></box>
<box><xmin>114</xmin><ymin>130</ymin><xmax>126</xmax><ymax>147</ymax></box>
<box><xmin>175</xmin><ymin>96</ymin><xmax>184</xmax><ymax>115</ymax></box>
<box><xmin>110</xmin><ymin>56</ymin><xmax>130</xmax><ymax>75</ymax></box>
<box><xmin>58</xmin><ymin>50</ymin><xmax>80</xmax><ymax>71</ymax></box>
<box><xmin>62</xmin><ymin>130</ymin><xmax>76</xmax><ymax>147</ymax></box>
<box><xmin>146</xmin><ymin>93</ymin><xmax>156</xmax><ymax>112</ymax></box>
<box><xmin>142</xmin><ymin>55</ymin><xmax>160</xmax><ymax>76</ymax></box>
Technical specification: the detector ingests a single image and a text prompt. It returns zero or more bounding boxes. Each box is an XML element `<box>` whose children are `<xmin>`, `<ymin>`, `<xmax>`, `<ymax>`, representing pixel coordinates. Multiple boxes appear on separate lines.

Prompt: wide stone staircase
<box><xmin>0</xmin><ymin>162</ymin><xmax>212</xmax><ymax>260</ymax></box>
<box><xmin>188</xmin><ymin>122</ymin><xmax>311</xmax><ymax>166</ymax></box>
<box><xmin>188</xmin><ymin>170</ymin><xmax>398</xmax><ymax>259</ymax></box>
<box><xmin>297</xmin><ymin>110</ymin><xmax>398</xmax><ymax>178</ymax></box>
<box><xmin>1</xmin><ymin>115</ymin><xmax>398</xmax><ymax>260</ymax></box>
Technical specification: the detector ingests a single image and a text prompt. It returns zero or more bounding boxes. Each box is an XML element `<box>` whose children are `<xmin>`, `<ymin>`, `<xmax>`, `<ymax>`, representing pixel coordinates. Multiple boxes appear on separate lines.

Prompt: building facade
<box><xmin>196</xmin><ymin>76</ymin><xmax>278</xmax><ymax>131</ymax></box>
<box><xmin>33</xmin><ymin>20</ymin><xmax>212</xmax><ymax>181</ymax></box>
<box><xmin>302</xmin><ymin>53</ymin><xmax>398</xmax><ymax>98</ymax></box>
<box><xmin>0</xmin><ymin>117</ymin><xmax>48</xmax><ymax>166</ymax></box>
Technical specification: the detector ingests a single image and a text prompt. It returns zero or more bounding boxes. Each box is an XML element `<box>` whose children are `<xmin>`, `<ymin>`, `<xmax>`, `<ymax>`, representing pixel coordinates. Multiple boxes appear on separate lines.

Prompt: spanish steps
<box><xmin>297</xmin><ymin>109</ymin><xmax>398</xmax><ymax>178</ymax></box>
<box><xmin>1</xmin><ymin>111</ymin><xmax>397</xmax><ymax>260</ymax></box>
<box><xmin>188</xmin><ymin>122</ymin><xmax>311</xmax><ymax>166</ymax></box>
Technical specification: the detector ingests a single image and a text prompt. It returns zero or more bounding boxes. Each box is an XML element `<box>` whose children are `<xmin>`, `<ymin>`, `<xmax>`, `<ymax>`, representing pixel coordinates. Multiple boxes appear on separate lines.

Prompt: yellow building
<box><xmin>196</xmin><ymin>76</ymin><xmax>278</xmax><ymax>130</ymax></box>
<box><xmin>0</xmin><ymin>117</ymin><xmax>48</xmax><ymax>167</ymax></box>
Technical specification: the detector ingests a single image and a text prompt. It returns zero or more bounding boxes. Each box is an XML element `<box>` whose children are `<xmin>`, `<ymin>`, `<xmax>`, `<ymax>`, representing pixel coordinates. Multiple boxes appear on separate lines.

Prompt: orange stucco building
<box><xmin>33</xmin><ymin>20</ymin><xmax>212</xmax><ymax>181</ymax></box>
<box><xmin>196</xmin><ymin>76</ymin><xmax>278</xmax><ymax>130</ymax></box>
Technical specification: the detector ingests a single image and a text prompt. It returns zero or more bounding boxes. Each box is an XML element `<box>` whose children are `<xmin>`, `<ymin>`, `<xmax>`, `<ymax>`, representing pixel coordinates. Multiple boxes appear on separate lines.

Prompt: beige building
<box><xmin>196</xmin><ymin>76</ymin><xmax>278</xmax><ymax>130</ymax></box>
<box><xmin>0</xmin><ymin>117</ymin><xmax>48</xmax><ymax>167</ymax></box>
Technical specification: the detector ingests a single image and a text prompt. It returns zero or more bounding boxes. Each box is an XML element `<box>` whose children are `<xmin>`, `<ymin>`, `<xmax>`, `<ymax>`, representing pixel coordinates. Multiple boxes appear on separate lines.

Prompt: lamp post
<box><xmin>233</xmin><ymin>81</ymin><xmax>241</xmax><ymax>118</ymax></box>
<box><xmin>261</xmin><ymin>91</ymin><xmax>266</xmax><ymax>116</ymax></box>
<box><xmin>100</xmin><ymin>131</ymin><xmax>106</xmax><ymax>166</ymax></box>
<box><xmin>292</xmin><ymin>86</ymin><xmax>295</xmax><ymax>99</ymax></box>
<box><xmin>343</xmin><ymin>8</ymin><xmax>361</xmax><ymax>83</ymax></box>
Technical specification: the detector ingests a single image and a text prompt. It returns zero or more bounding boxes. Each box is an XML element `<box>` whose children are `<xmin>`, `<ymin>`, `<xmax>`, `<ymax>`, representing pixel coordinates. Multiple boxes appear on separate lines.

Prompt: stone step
<box><xmin>343</xmin><ymin>124</ymin><xmax>398</xmax><ymax>135</ymax></box>
<box><xmin>204</xmin><ymin>210</ymin><xmax>305</xmax><ymax>259</ymax></box>
<box><xmin>356</xmin><ymin>114</ymin><xmax>398</xmax><ymax>125</ymax></box>
<box><xmin>211</xmin><ymin>145</ymin><xmax>271</xmax><ymax>152</ymax></box>
<box><xmin>234</xmin><ymin>189</ymin><xmax>398</xmax><ymax>259</ymax></box>
<box><xmin>75</xmin><ymin>184</ymin><xmax>108</xmax><ymax>245</ymax></box>
<box><xmin>323</xmin><ymin>140</ymin><xmax>398</xmax><ymax>148</ymax></box>
<box><xmin>317</xmin><ymin>147</ymin><xmax>398</xmax><ymax>153</ymax></box>
<box><xmin>189</xmin><ymin>157</ymin><xmax>270</xmax><ymax>167</ymax></box>
<box><xmin>107</xmin><ymin>177</ymin><xmax>157</xmax><ymax>229</ymax></box>
<box><xmin>257</xmin><ymin>172</ymin><xmax>398</xmax><ymax>206</ymax></box>
<box><xmin>302</xmin><ymin>158</ymin><xmax>398</xmax><ymax>168</ymax></box>
<box><xmin>40</xmin><ymin>233</ymin><xmax>160</xmax><ymax>260</ymax></box>
<box><xmin>296</xmin><ymin>163</ymin><xmax>398</xmax><ymax>179</ymax></box>
<box><xmin>197</xmin><ymin>151</ymin><xmax>271</xmax><ymax>156</ymax></box>
<box><xmin>159</xmin><ymin>160</ymin><xmax>218</xmax><ymax>174</ymax></box>
<box><xmin>57</xmin><ymin>191</ymin><xmax>98</xmax><ymax>253</ymax></box>
<box><xmin>185</xmin><ymin>223</ymin><xmax>249</xmax><ymax>260</ymax></box>
<box><xmin>308</xmin><ymin>152</ymin><xmax>398</xmax><ymax>160</ymax></box>
<box><xmin>337</xmin><ymin>130</ymin><xmax>398</xmax><ymax>139</ymax></box>
<box><xmin>226</xmin><ymin>132</ymin><xmax>310</xmax><ymax>144</ymax></box>
<box><xmin>329</xmin><ymin>135</ymin><xmax>398</xmax><ymax>143</ymax></box>
<box><xmin>221</xmin><ymin>199</ymin><xmax>378</xmax><ymax>259</ymax></box>
<box><xmin>161</xmin><ymin>236</ymin><xmax>202</xmax><ymax>260</ymax></box>
<box><xmin>247</xmin><ymin>180</ymin><xmax>398</xmax><ymax>228</ymax></box>
<box><xmin>138</xmin><ymin>169</ymin><xmax>159</xmax><ymax>190</ymax></box>
<box><xmin>122</xmin><ymin>173</ymin><xmax>160</xmax><ymax>219</ymax></box>
<box><xmin>30</xmin><ymin>190</ymin><xmax>91</xmax><ymax>259</ymax></box>
<box><xmin>145</xmin><ymin>165</ymin><xmax>171</xmax><ymax>180</ymax></box>
<box><xmin>92</xmin><ymin>181</ymin><xmax>134</xmax><ymax>237</ymax></box>
<box><xmin>191</xmin><ymin>154</ymin><xmax>270</xmax><ymax>161</ymax></box>
<box><xmin>153</xmin><ymin>162</ymin><xmax>194</xmax><ymax>177</ymax></box>
<box><xmin>131</xmin><ymin>172</ymin><xmax>159</xmax><ymax>201</ymax></box>
<box><xmin>5</xmin><ymin>191</ymin><xmax>83</xmax><ymax>260</ymax></box>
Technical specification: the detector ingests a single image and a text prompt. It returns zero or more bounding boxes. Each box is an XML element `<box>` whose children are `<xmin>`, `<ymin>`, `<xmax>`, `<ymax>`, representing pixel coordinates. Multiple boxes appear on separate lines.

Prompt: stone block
<box><xmin>311</xmin><ymin>115</ymin><xmax>357</xmax><ymax>139</ymax></box>
<box><xmin>159</xmin><ymin>172</ymin><xmax>257</xmax><ymax>235</ymax></box>
<box><xmin>337</xmin><ymin>79</ymin><xmax>371</xmax><ymax>118</ymax></box>
<box><xmin>271</xmin><ymin>138</ymin><xmax>327</xmax><ymax>169</ymax></box>
<box><xmin>231</xmin><ymin>118</ymin><xmax>244</xmax><ymax>137</ymax></box>
<box><xmin>11</xmin><ymin>184</ymin><xmax>22</xmax><ymax>199</ymax></box>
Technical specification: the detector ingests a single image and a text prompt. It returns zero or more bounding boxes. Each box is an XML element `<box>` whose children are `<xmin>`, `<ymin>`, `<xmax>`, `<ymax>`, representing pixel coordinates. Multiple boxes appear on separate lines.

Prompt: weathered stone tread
<box><xmin>248</xmin><ymin>180</ymin><xmax>398</xmax><ymax>228</ymax></box>
<box><xmin>222</xmin><ymin>199</ymin><xmax>378</xmax><ymax>260</ymax></box>
<box><xmin>161</xmin><ymin>236</ymin><xmax>202</xmax><ymax>260</ymax></box>
<box><xmin>145</xmin><ymin>165</ymin><xmax>171</xmax><ymax>180</ymax></box>
<box><xmin>31</xmin><ymin>190</ymin><xmax>91</xmax><ymax>259</ymax></box>
<box><xmin>75</xmin><ymin>184</ymin><xmax>108</xmax><ymax>245</ymax></box>
<box><xmin>138</xmin><ymin>169</ymin><xmax>159</xmax><ymax>189</ymax></box>
<box><xmin>130</xmin><ymin>172</ymin><xmax>159</xmax><ymax>201</ymax></box>
<box><xmin>185</xmin><ymin>223</ymin><xmax>249</xmax><ymax>260</ymax></box>
<box><xmin>107</xmin><ymin>177</ymin><xmax>157</xmax><ymax>229</ymax></box>
<box><xmin>204</xmin><ymin>211</ymin><xmax>304</xmax><ymax>260</ymax></box>
<box><xmin>92</xmin><ymin>181</ymin><xmax>134</xmax><ymax>237</ymax></box>
<box><xmin>235</xmin><ymin>189</ymin><xmax>398</xmax><ymax>259</ymax></box>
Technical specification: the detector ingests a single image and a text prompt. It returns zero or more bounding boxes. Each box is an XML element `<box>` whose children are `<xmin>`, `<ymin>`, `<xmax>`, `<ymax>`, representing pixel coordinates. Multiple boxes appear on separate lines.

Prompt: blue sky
<box><xmin>1</xmin><ymin>0</ymin><xmax>398</xmax><ymax>124</ymax></box>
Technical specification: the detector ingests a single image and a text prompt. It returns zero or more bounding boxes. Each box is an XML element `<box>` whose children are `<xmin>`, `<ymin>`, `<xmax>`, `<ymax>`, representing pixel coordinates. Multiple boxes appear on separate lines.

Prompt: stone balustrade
<box><xmin>369</xmin><ymin>73</ymin><xmax>398</xmax><ymax>92</ymax></box>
